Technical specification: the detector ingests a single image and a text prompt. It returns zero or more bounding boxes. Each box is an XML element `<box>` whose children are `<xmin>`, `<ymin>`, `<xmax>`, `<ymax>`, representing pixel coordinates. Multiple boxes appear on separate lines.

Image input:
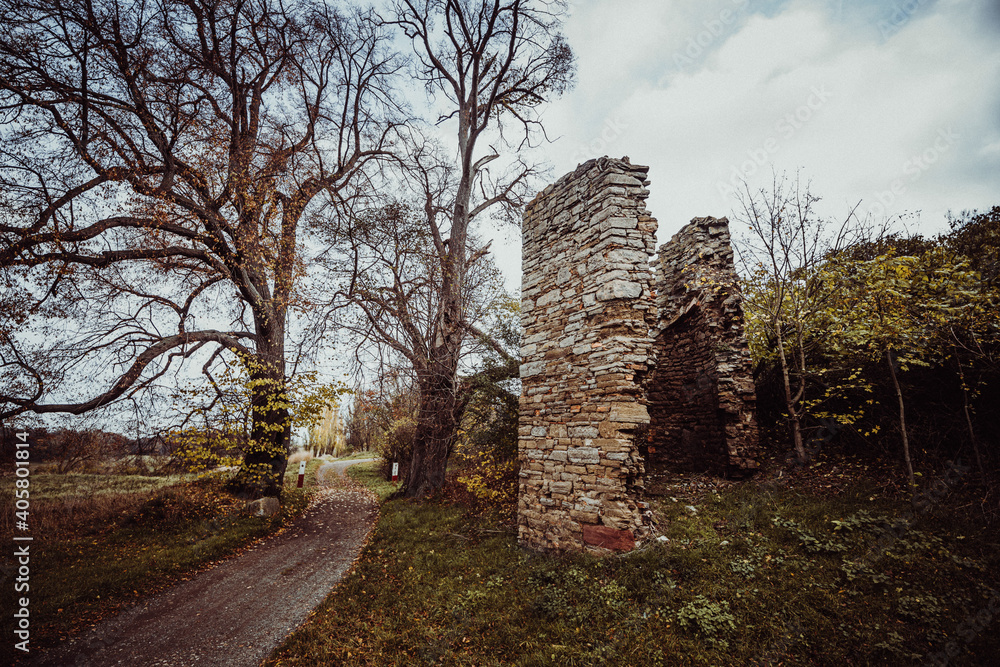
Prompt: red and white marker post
<box><xmin>296</xmin><ymin>460</ymin><xmax>307</xmax><ymax>488</ymax></box>
<box><xmin>391</xmin><ymin>462</ymin><xmax>399</xmax><ymax>482</ymax></box>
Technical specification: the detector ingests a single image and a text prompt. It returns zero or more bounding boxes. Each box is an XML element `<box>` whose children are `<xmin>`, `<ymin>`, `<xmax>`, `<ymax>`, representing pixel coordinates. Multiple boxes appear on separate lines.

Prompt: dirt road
<box><xmin>31</xmin><ymin>459</ymin><xmax>379</xmax><ymax>667</ymax></box>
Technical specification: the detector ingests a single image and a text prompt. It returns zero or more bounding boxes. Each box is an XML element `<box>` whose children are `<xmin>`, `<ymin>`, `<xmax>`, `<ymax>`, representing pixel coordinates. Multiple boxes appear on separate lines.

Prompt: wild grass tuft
<box><xmin>287</xmin><ymin>450</ymin><xmax>314</xmax><ymax>465</ymax></box>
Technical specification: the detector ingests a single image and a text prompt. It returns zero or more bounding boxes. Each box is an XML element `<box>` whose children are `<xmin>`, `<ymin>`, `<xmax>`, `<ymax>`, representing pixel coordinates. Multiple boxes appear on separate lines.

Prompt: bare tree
<box><xmin>328</xmin><ymin>196</ymin><xmax>514</xmax><ymax>472</ymax></box>
<box><xmin>0</xmin><ymin>0</ymin><xmax>401</xmax><ymax>495</ymax></box>
<box><xmin>385</xmin><ymin>0</ymin><xmax>574</xmax><ymax>497</ymax></box>
<box><xmin>733</xmin><ymin>172</ymin><xmax>865</xmax><ymax>464</ymax></box>
<box><xmin>43</xmin><ymin>427</ymin><xmax>123</xmax><ymax>473</ymax></box>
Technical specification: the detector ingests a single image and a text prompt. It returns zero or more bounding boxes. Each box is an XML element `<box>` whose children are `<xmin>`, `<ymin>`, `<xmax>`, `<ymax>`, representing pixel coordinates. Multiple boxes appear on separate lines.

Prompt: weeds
<box><xmin>266</xmin><ymin>463</ymin><xmax>999</xmax><ymax>666</ymax></box>
<box><xmin>676</xmin><ymin>595</ymin><xmax>737</xmax><ymax>649</ymax></box>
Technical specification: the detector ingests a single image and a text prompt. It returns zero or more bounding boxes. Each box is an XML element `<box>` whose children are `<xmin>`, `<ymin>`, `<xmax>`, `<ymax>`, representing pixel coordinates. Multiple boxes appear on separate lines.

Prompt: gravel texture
<box><xmin>31</xmin><ymin>459</ymin><xmax>378</xmax><ymax>667</ymax></box>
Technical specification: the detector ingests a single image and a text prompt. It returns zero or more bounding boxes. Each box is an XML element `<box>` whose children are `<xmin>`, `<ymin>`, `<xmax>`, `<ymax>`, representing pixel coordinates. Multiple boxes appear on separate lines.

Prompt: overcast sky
<box><xmin>487</xmin><ymin>0</ymin><xmax>1000</xmax><ymax>287</ymax></box>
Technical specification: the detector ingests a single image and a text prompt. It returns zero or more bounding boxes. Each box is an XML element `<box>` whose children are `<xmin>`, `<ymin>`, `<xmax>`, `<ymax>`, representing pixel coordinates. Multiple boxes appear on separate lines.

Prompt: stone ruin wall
<box><xmin>645</xmin><ymin>219</ymin><xmax>761</xmax><ymax>478</ymax></box>
<box><xmin>518</xmin><ymin>157</ymin><xmax>657</xmax><ymax>554</ymax></box>
<box><xmin>518</xmin><ymin>158</ymin><xmax>760</xmax><ymax>554</ymax></box>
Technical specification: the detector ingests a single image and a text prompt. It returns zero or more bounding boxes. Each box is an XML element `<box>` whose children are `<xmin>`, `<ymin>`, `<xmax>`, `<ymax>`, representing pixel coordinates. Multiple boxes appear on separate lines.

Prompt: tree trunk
<box><xmin>401</xmin><ymin>149</ymin><xmax>470</xmax><ymax>498</ymax></box>
<box><xmin>236</xmin><ymin>321</ymin><xmax>290</xmax><ymax>498</ymax></box>
<box><xmin>405</xmin><ymin>354</ymin><xmax>460</xmax><ymax>499</ymax></box>
<box><xmin>955</xmin><ymin>355</ymin><xmax>986</xmax><ymax>481</ymax></box>
<box><xmin>775</xmin><ymin>322</ymin><xmax>807</xmax><ymax>463</ymax></box>
<box><xmin>886</xmin><ymin>347</ymin><xmax>915</xmax><ymax>488</ymax></box>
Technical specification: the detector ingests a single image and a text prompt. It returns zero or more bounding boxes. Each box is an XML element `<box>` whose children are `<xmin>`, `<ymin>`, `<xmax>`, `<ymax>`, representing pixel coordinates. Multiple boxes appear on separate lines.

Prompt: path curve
<box><xmin>32</xmin><ymin>459</ymin><xmax>379</xmax><ymax>667</ymax></box>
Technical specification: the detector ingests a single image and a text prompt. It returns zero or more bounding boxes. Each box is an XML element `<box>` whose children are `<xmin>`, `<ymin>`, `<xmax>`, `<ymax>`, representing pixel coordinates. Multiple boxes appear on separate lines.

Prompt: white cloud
<box><xmin>532</xmin><ymin>0</ymin><xmax>1000</xmax><ymax>253</ymax></box>
<box><xmin>981</xmin><ymin>140</ymin><xmax>1000</xmax><ymax>158</ymax></box>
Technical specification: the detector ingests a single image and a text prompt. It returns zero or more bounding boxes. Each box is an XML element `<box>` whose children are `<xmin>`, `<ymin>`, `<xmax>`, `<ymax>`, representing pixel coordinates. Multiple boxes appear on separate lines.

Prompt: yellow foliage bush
<box><xmin>454</xmin><ymin>440</ymin><xmax>517</xmax><ymax>519</ymax></box>
<box><xmin>168</xmin><ymin>431</ymin><xmax>243</xmax><ymax>473</ymax></box>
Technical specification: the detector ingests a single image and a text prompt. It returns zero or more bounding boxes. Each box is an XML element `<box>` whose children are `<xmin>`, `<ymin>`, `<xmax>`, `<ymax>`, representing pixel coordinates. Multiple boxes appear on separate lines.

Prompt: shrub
<box><xmin>167</xmin><ymin>428</ymin><xmax>247</xmax><ymax>472</ymax></box>
<box><xmin>376</xmin><ymin>417</ymin><xmax>415</xmax><ymax>481</ymax></box>
<box><xmin>676</xmin><ymin>595</ymin><xmax>737</xmax><ymax>649</ymax></box>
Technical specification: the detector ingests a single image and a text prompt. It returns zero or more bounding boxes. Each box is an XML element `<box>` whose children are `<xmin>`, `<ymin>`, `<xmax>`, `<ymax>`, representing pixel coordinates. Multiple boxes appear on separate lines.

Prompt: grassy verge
<box><xmin>346</xmin><ymin>460</ymin><xmax>397</xmax><ymax>501</ymax></box>
<box><xmin>27</xmin><ymin>471</ymin><xmax>194</xmax><ymax>500</ymax></box>
<box><xmin>266</xmin><ymin>474</ymin><xmax>999</xmax><ymax>666</ymax></box>
<box><xmin>2</xmin><ymin>458</ymin><xmax>324</xmax><ymax>653</ymax></box>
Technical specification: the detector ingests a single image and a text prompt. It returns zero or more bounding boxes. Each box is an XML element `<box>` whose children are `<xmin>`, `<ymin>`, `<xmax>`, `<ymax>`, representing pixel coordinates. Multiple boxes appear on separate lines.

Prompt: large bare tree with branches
<box><xmin>381</xmin><ymin>0</ymin><xmax>574</xmax><ymax>497</ymax></box>
<box><xmin>0</xmin><ymin>0</ymin><xmax>401</xmax><ymax>494</ymax></box>
<box><xmin>328</xmin><ymin>196</ymin><xmax>516</xmax><ymax>476</ymax></box>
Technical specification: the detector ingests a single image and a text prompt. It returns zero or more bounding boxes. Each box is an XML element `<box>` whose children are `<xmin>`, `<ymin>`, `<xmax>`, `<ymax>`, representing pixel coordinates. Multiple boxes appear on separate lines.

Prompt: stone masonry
<box><xmin>646</xmin><ymin>218</ymin><xmax>760</xmax><ymax>478</ymax></box>
<box><xmin>518</xmin><ymin>158</ymin><xmax>760</xmax><ymax>554</ymax></box>
<box><xmin>518</xmin><ymin>157</ymin><xmax>657</xmax><ymax>554</ymax></box>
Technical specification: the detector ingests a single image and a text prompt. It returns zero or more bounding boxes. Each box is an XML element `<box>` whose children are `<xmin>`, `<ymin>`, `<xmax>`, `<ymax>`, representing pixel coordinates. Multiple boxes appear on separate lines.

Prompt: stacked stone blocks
<box><xmin>647</xmin><ymin>218</ymin><xmax>760</xmax><ymax>477</ymax></box>
<box><xmin>518</xmin><ymin>159</ymin><xmax>760</xmax><ymax>555</ymax></box>
<box><xmin>518</xmin><ymin>157</ymin><xmax>657</xmax><ymax>554</ymax></box>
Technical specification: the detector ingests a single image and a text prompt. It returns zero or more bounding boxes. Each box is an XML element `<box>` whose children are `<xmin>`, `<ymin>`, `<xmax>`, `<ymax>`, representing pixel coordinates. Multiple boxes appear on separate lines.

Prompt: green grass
<box><xmin>266</xmin><ymin>475</ymin><xmax>999</xmax><ymax>666</ymax></box>
<box><xmin>336</xmin><ymin>450</ymin><xmax>382</xmax><ymax>461</ymax></box>
<box><xmin>2</xmin><ymin>458</ymin><xmax>324</xmax><ymax>653</ymax></box>
<box><xmin>346</xmin><ymin>460</ymin><xmax>399</xmax><ymax>501</ymax></box>
<box><xmin>27</xmin><ymin>471</ymin><xmax>194</xmax><ymax>500</ymax></box>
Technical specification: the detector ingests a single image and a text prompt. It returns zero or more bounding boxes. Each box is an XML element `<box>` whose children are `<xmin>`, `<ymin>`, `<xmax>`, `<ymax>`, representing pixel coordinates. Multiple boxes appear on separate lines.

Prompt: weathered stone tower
<box><xmin>518</xmin><ymin>157</ymin><xmax>657</xmax><ymax>554</ymax></box>
<box><xmin>646</xmin><ymin>219</ymin><xmax>760</xmax><ymax>477</ymax></box>
<box><xmin>517</xmin><ymin>157</ymin><xmax>760</xmax><ymax>555</ymax></box>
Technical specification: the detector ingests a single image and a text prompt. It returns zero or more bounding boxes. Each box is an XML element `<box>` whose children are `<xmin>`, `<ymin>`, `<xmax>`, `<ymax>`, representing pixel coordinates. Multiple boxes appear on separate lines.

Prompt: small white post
<box><xmin>296</xmin><ymin>460</ymin><xmax>307</xmax><ymax>488</ymax></box>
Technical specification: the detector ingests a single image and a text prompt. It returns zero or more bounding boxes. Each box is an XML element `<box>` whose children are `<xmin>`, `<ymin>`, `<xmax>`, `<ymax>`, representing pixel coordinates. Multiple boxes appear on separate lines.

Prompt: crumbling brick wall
<box><xmin>518</xmin><ymin>157</ymin><xmax>657</xmax><ymax>554</ymax></box>
<box><xmin>646</xmin><ymin>218</ymin><xmax>760</xmax><ymax>478</ymax></box>
<box><xmin>518</xmin><ymin>159</ymin><xmax>759</xmax><ymax>554</ymax></box>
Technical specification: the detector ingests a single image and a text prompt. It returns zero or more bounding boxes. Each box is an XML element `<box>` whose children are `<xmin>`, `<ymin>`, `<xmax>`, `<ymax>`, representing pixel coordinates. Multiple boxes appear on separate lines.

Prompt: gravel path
<box><xmin>32</xmin><ymin>459</ymin><xmax>379</xmax><ymax>667</ymax></box>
